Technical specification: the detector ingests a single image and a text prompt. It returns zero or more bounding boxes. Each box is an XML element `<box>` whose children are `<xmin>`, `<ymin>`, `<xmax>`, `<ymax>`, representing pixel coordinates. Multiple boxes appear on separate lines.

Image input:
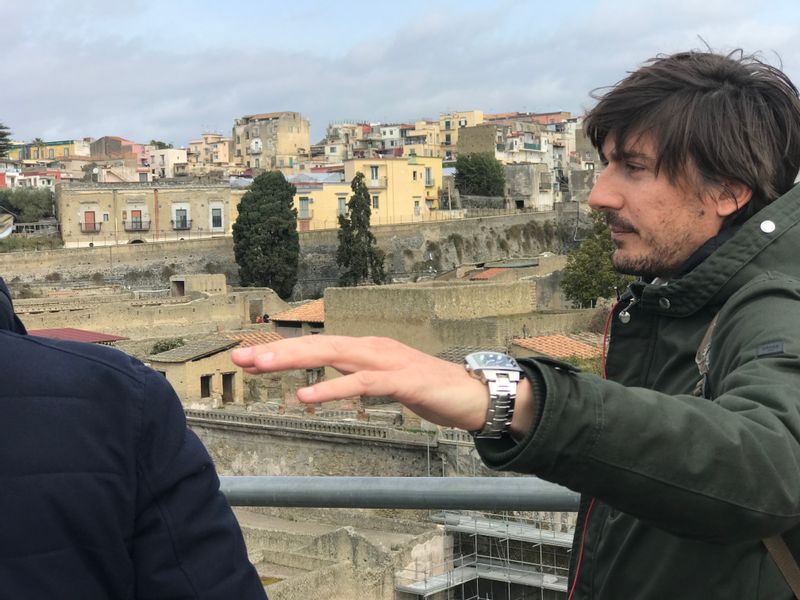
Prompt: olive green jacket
<box><xmin>477</xmin><ymin>186</ymin><xmax>800</xmax><ymax>599</ymax></box>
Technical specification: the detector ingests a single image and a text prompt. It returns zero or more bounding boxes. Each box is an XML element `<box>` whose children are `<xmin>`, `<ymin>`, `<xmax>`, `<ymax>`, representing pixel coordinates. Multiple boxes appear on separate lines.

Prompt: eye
<box><xmin>624</xmin><ymin>162</ymin><xmax>646</xmax><ymax>174</ymax></box>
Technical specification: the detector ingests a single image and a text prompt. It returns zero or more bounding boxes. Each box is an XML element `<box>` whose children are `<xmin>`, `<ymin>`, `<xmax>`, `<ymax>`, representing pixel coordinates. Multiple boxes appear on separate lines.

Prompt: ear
<box><xmin>714</xmin><ymin>181</ymin><xmax>752</xmax><ymax>218</ymax></box>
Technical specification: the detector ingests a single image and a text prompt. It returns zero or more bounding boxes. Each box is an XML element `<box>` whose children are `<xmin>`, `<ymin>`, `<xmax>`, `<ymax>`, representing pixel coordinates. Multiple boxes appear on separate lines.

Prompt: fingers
<box><xmin>231</xmin><ymin>335</ymin><xmax>409</xmax><ymax>375</ymax></box>
<box><xmin>297</xmin><ymin>370</ymin><xmax>397</xmax><ymax>404</ymax></box>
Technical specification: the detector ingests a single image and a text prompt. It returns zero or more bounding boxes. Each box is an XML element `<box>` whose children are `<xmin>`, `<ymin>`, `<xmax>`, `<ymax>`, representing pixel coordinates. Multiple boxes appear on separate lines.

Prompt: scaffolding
<box><xmin>395</xmin><ymin>510</ymin><xmax>574</xmax><ymax>600</ymax></box>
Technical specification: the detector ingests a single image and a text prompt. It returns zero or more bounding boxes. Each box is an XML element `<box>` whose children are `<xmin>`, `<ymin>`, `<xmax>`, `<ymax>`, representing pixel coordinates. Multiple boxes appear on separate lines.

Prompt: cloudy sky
<box><xmin>4</xmin><ymin>0</ymin><xmax>799</xmax><ymax>146</ymax></box>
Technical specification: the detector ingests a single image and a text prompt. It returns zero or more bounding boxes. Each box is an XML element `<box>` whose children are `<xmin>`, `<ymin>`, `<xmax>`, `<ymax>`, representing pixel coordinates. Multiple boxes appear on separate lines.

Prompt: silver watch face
<box><xmin>465</xmin><ymin>351</ymin><xmax>521</xmax><ymax>372</ymax></box>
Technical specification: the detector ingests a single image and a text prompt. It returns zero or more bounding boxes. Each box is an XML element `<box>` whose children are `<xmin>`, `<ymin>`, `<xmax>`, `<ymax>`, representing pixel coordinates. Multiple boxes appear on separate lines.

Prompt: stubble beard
<box><xmin>611</xmin><ymin>237</ymin><xmax>688</xmax><ymax>280</ymax></box>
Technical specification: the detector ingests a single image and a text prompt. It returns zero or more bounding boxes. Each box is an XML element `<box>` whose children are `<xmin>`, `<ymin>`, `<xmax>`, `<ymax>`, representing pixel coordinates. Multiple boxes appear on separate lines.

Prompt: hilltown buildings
<box><xmin>231</xmin><ymin>111</ymin><xmax>311</xmax><ymax>173</ymax></box>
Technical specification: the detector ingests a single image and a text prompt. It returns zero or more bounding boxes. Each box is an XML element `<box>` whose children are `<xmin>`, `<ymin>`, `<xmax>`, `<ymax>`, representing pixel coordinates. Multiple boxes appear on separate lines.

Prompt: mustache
<box><xmin>605</xmin><ymin>212</ymin><xmax>638</xmax><ymax>234</ymax></box>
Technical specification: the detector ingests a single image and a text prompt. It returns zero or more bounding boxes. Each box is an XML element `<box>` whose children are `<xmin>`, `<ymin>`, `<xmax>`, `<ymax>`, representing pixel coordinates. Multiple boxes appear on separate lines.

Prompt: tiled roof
<box><xmin>28</xmin><ymin>327</ymin><xmax>129</xmax><ymax>344</ymax></box>
<box><xmin>435</xmin><ymin>345</ymin><xmax>507</xmax><ymax>365</ymax></box>
<box><xmin>148</xmin><ymin>339</ymin><xmax>239</xmax><ymax>363</ymax></box>
<box><xmin>270</xmin><ymin>298</ymin><xmax>325</xmax><ymax>324</ymax></box>
<box><xmin>469</xmin><ymin>267</ymin><xmax>507</xmax><ymax>281</ymax></box>
<box><xmin>512</xmin><ymin>335</ymin><xmax>601</xmax><ymax>359</ymax></box>
<box><xmin>226</xmin><ymin>330</ymin><xmax>284</xmax><ymax>348</ymax></box>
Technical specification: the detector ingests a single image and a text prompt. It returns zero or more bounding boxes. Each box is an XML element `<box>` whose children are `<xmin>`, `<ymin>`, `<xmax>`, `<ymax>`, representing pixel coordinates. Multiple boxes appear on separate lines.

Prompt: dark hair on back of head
<box><xmin>585</xmin><ymin>49</ymin><xmax>800</xmax><ymax>226</ymax></box>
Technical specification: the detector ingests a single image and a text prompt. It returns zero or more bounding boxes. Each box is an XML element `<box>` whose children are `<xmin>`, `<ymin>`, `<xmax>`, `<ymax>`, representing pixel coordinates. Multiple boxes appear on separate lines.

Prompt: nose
<box><xmin>588</xmin><ymin>167</ymin><xmax>622</xmax><ymax>212</ymax></box>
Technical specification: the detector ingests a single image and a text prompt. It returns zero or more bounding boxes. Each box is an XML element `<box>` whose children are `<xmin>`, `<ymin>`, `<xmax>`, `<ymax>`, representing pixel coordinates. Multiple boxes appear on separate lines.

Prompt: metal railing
<box><xmin>171</xmin><ymin>219</ymin><xmax>192</xmax><ymax>230</ymax></box>
<box><xmin>219</xmin><ymin>476</ymin><xmax>580</xmax><ymax>511</ymax></box>
<box><xmin>123</xmin><ymin>220</ymin><xmax>151</xmax><ymax>232</ymax></box>
<box><xmin>80</xmin><ymin>222</ymin><xmax>101</xmax><ymax>233</ymax></box>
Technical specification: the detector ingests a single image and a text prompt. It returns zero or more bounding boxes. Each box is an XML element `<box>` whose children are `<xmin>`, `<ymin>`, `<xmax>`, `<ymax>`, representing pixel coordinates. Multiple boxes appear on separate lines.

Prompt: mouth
<box><xmin>605</xmin><ymin>213</ymin><xmax>637</xmax><ymax>237</ymax></box>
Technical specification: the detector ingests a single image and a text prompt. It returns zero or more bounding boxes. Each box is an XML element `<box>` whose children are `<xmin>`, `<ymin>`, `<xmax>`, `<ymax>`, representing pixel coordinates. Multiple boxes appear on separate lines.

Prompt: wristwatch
<box><xmin>464</xmin><ymin>351</ymin><xmax>524</xmax><ymax>439</ymax></box>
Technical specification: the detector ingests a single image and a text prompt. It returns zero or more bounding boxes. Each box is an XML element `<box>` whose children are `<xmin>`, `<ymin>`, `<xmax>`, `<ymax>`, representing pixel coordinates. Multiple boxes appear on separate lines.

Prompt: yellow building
<box><xmin>439</xmin><ymin>110</ymin><xmax>484</xmax><ymax>160</ymax></box>
<box><xmin>7</xmin><ymin>139</ymin><xmax>91</xmax><ymax>162</ymax></box>
<box><xmin>57</xmin><ymin>182</ymin><xmax>237</xmax><ymax>248</ymax></box>
<box><xmin>231</xmin><ymin>111</ymin><xmax>310</xmax><ymax>174</ymax></box>
<box><xmin>187</xmin><ymin>132</ymin><xmax>234</xmax><ymax>174</ymax></box>
<box><xmin>402</xmin><ymin>120</ymin><xmax>442</xmax><ymax>158</ymax></box>
<box><xmin>291</xmin><ymin>156</ymin><xmax>443</xmax><ymax>231</ymax></box>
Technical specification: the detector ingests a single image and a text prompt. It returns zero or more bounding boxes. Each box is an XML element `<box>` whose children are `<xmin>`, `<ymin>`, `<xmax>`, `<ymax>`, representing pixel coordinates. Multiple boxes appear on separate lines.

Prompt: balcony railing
<box><xmin>298</xmin><ymin>209</ymin><xmax>313</xmax><ymax>220</ymax></box>
<box><xmin>219</xmin><ymin>476</ymin><xmax>579</xmax><ymax>510</ymax></box>
<box><xmin>171</xmin><ymin>219</ymin><xmax>192</xmax><ymax>230</ymax></box>
<box><xmin>80</xmin><ymin>222</ymin><xmax>101</xmax><ymax>233</ymax></box>
<box><xmin>367</xmin><ymin>176</ymin><xmax>387</xmax><ymax>189</ymax></box>
<box><xmin>123</xmin><ymin>220</ymin><xmax>151</xmax><ymax>232</ymax></box>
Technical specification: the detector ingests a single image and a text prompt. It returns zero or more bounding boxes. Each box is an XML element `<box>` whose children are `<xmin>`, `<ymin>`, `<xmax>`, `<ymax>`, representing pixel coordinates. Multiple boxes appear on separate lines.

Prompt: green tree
<box><xmin>561</xmin><ymin>211</ymin><xmax>634</xmax><ymax>307</ymax></box>
<box><xmin>0</xmin><ymin>188</ymin><xmax>54</xmax><ymax>222</ymax></box>
<box><xmin>336</xmin><ymin>172</ymin><xmax>387</xmax><ymax>286</ymax></box>
<box><xmin>0</xmin><ymin>123</ymin><xmax>11</xmax><ymax>158</ymax></box>
<box><xmin>454</xmin><ymin>152</ymin><xmax>505</xmax><ymax>196</ymax></box>
<box><xmin>149</xmin><ymin>140</ymin><xmax>173</xmax><ymax>149</ymax></box>
<box><xmin>232</xmin><ymin>171</ymin><xmax>299</xmax><ymax>298</ymax></box>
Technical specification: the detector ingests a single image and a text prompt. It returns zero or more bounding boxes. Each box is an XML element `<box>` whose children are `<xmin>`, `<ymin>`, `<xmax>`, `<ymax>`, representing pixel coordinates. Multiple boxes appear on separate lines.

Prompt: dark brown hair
<box><xmin>585</xmin><ymin>50</ymin><xmax>800</xmax><ymax>225</ymax></box>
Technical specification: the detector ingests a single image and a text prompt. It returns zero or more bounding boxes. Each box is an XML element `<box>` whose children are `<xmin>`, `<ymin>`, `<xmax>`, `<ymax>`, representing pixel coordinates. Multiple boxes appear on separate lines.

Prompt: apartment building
<box><xmin>457</xmin><ymin>123</ymin><xmax>550</xmax><ymax>166</ymax></box>
<box><xmin>7</xmin><ymin>139</ymin><xmax>91</xmax><ymax>162</ymax></box>
<box><xmin>147</xmin><ymin>147</ymin><xmax>188</xmax><ymax>179</ymax></box>
<box><xmin>232</xmin><ymin>111</ymin><xmax>310</xmax><ymax>173</ymax></box>
<box><xmin>57</xmin><ymin>182</ymin><xmax>234</xmax><ymax>247</ymax></box>
<box><xmin>290</xmin><ymin>156</ymin><xmax>443</xmax><ymax>231</ymax></box>
<box><xmin>401</xmin><ymin>120</ymin><xmax>442</xmax><ymax>158</ymax></box>
<box><xmin>439</xmin><ymin>110</ymin><xmax>484</xmax><ymax>160</ymax></box>
<box><xmin>187</xmin><ymin>132</ymin><xmax>233</xmax><ymax>175</ymax></box>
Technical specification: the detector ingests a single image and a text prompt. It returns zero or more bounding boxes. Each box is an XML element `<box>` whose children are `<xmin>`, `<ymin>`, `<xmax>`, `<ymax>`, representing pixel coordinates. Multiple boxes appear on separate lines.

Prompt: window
<box><xmin>174</xmin><ymin>208</ymin><xmax>188</xmax><ymax>229</ymax></box>
<box><xmin>63</xmin><ymin>148</ymin><xmax>69</xmax><ymax>157</ymax></box>
<box><xmin>255</xmin><ymin>157</ymin><xmax>260</xmax><ymax>168</ymax></box>
<box><xmin>200</xmin><ymin>375</ymin><xmax>211</xmax><ymax>398</ymax></box>
<box><xmin>33</xmin><ymin>150</ymin><xmax>39</xmax><ymax>159</ymax></box>
<box><xmin>445</xmin><ymin>120</ymin><xmax>451</xmax><ymax>130</ymax></box>
<box><xmin>413</xmin><ymin>170</ymin><xmax>417</xmax><ymax>181</ymax></box>
<box><xmin>445</xmin><ymin>134</ymin><xmax>451</xmax><ymax>145</ymax></box>
<box><xmin>459</xmin><ymin>118</ymin><xmax>467</xmax><ymax>127</ymax></box>
<box><xmin>103</xmin><ymin>213</ymin><xmax>109</xmax><ymax>222</ymax></box>
<box><xmin>329</xmin><ymin>146</ymin><xmax>337</xmax><ymax>154</ymax></box>
<box><xmin>299</xmin><ymin>197</ymin><xmax>311</xmax><ymax>219</ymax></box>
<box><xmin>414</xmin><ymin>200</ymin><xmax>420</xmax><ymax>216</ymax></box>
<box><xmin>370</xmin><ymin>166</ymin><xmax>379</xmax><ymax>180</ymax></box>
<box><xmin>372</xmin><ymin>195</ymin><xmax>379</xmax><ymax>209</ymax></box>
<box><xmin>425</xmin><ymin>167</ymin><xmax>433</xmax><ymax>186</ymax></box>
<box><xmin>48</xmin><ymin>149</ymin><xmax>54</xmax><ymax>159</ymax></box>
<box><xmin>211</xmin><ymin>208</ymin><xmax>223</xmax><ymax>229</ymax></box>
<box><xmin>338</xmin><ymin>197</ymin><xmax>346</xmax><ymax>216</ymax></box>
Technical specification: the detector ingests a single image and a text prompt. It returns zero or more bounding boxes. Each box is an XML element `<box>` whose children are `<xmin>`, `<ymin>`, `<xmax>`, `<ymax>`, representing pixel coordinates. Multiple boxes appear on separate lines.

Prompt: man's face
<box><xmin>588</xmin><ymin>135</ymin><xmax>727</xmax><ymax>279</ymax></box>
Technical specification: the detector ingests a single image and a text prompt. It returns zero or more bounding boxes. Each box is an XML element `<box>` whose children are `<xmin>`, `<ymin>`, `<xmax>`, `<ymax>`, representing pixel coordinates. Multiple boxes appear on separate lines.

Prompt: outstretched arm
<box><xmin>230</xmin><ymin>335</ymin><xmax>536</xmax><ymax>437</ymax></box>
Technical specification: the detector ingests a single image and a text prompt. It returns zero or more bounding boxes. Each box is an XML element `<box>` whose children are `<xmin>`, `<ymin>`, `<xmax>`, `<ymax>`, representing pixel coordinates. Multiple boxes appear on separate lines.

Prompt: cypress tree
<box><xmin>336</xmin><ymin>172</ymin><xmax>386</xmax><ymax>286</ymax></box>
<box><xmin>232</xmin><ymin>171</ymin><xmax>299</xmax><ymax>298</ymax></box>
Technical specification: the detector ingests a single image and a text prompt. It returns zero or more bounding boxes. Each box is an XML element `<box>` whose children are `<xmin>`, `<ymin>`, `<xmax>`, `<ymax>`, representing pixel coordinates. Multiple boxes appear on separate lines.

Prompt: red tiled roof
<box><xmin>226</xmin><ymin>331</ymin><xmax>284</xmax><ymax>348</ymax></box>
<box><xmin>512</xmin><ymin>334</ymin><xmax>600</xmax><ymax>359</ymax></box>
<box><xmin>469</xmin><ymin>267</ymin><xmax>507</xmax><ymax>281</ymax></box>
<box><xmin>28</xmin><ymin>327</ymin><xmax>129</xmax><ymax>344</ymax></box>
<box><xmin>270</xmin><ymin>298</ymin><xmax>325</xmax><ymax>323</ymax></box>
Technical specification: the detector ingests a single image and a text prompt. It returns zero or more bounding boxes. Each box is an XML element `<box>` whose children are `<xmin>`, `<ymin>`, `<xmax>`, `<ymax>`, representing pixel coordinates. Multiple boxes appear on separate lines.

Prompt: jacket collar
<box><xmin>0</xmin><ymin>278</ymin><xmax>27</xmax><ymax>335</ymax></box>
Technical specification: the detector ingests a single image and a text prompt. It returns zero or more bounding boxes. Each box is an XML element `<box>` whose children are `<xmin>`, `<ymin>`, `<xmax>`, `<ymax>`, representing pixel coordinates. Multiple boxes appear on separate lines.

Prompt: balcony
<box><xmin>298</xmin><ymin>209</ymin><xmax>313</xmax><ymax>220</ymax></box>
<box><xmin>80</xmin><ymin>222</ymin><xmax>101</xmax><ymax>233</ymax></box>
<box><xmin>123</xmin><ymin>220</ymin><xmax>151</xmax><ymax>232</ymax></box>
<box><xmin>524</xmin><ymin>142</ymin><xmax>543</xmax><ymax>151</ymax></box>
<box><xmin>171</xmin><ymin>219</ymin><xmax>192</xmax><ymax>230</ymax></box>
<box><xmin>367</xmin><ymin>176</ymin><xmax>387</xmax><ymax>189</ymax></box>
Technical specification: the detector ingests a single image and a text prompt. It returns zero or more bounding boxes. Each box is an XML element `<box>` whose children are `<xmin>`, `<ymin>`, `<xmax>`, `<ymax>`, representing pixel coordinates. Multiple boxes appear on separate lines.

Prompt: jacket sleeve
<box><xmin>477</xmin><ymin>275</ymin><xmax>800</xmax><ymax>543</ymax></box>
<box><xmin>133</xmin><ymin>366</ymin><xmax>267</xmax><ymax>599</ymax></box>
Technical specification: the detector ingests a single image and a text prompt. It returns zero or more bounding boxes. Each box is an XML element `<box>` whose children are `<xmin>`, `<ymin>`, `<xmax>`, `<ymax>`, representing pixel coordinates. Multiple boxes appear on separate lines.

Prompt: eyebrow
<box><xmin>607</xmin><ymin>147</ymin><xmax>656</xmax><ymax>166</ymax></box>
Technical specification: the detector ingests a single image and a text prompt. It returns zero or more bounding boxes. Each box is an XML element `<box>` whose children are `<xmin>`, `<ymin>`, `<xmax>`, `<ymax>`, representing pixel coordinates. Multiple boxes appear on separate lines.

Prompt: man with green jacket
<box><xmin>233</xmin><ymin>50</ymin><xmax>800</xmax><ymax>599</ymax></box>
